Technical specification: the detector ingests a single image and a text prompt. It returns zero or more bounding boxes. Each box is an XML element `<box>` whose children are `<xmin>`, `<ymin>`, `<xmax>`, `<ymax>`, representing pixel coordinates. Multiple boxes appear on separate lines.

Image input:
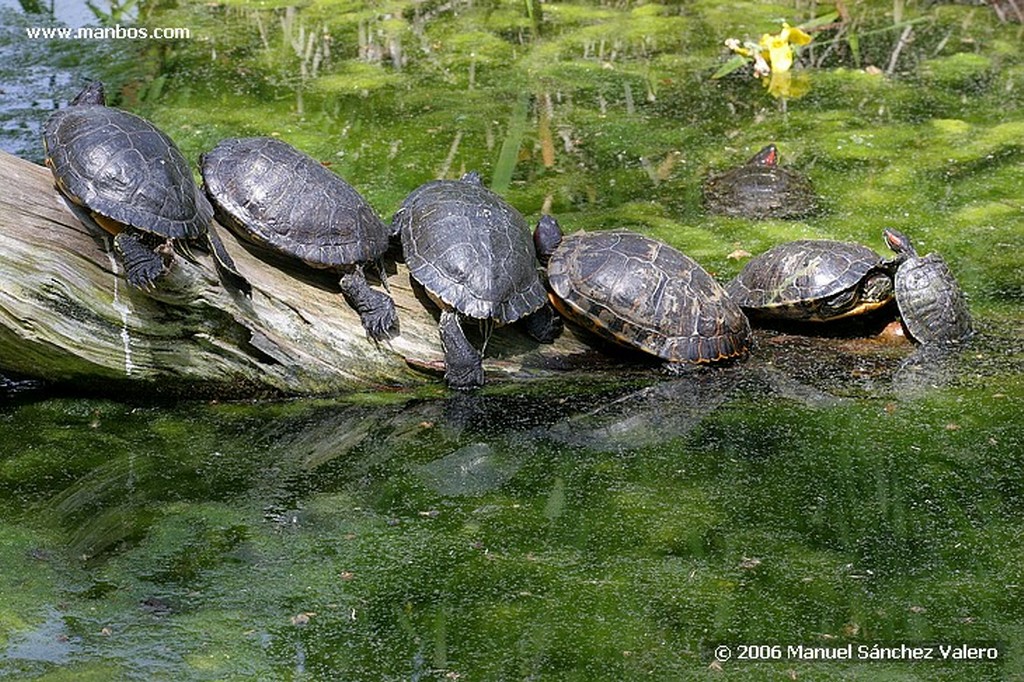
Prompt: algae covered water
<box><xmin>1</xmin><ymin>0</ymin><xmax>1024</xmax><ymax>678</ymax></box>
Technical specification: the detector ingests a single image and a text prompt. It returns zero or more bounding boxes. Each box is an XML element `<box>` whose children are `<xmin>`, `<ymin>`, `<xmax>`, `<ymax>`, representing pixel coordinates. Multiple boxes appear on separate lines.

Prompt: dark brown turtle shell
<box><xmin>703</xmin><ymin>144</ymin><xmax>818</xmax><ymax>220</ymax></box>
<box><xmin>43</xmin><ymin>82</ymin><xmax>211</xmax><ymax>240</ymax></box>
<box><xmin>200</xmin><ymin>137</ymin><xmax>392</xmax><ymax>268</ymax></box>
<box><xmin>884</xmin><ymin>229</ymin><xmax>973</xmax><ymax>345</ymax></box>
<box><xmin>395</xmin><ymin>173</ymin><xmax>547</xmax><ymax>324</ymax></box>
<box><xmin>546</xmin><ymin>230</ymin><xmax>751</xmax><ymax>363</ymax></box>
<box><xmin>726</xmin><ymin>239</ymin><xmax>894</xmax><ymax>322</ymax></box>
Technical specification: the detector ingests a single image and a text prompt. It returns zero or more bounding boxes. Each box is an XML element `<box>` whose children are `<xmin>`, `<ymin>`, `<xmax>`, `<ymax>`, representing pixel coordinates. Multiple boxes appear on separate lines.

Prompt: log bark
<box><xmin>0</xmin><ymin>150</ymin><xmax>593</xmax><ymax>396</ymax></box>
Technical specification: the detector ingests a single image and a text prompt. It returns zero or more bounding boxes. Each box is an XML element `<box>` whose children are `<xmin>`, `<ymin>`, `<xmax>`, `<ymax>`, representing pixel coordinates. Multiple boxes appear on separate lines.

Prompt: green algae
<box><xmin>1</xmin><ymin>375</ymin><xmax>1022</xmax><ymax>678</ymax></box>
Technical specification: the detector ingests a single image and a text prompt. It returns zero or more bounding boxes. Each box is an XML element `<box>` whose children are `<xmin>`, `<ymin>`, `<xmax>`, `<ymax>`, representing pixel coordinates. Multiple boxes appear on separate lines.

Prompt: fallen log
<box><xmin>0</xmin><ymin>150</ymin><xmax>593</xmax><ymax>396</ymax></box>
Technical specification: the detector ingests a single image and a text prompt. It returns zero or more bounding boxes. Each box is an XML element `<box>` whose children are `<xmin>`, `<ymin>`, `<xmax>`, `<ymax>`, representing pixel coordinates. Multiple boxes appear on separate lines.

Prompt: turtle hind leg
<box><xmin>205</xmin><ymin>226</ymin><xmax>252</xmax><ymax>297</ymax></box>
<box><xmin>339</xmin><ymin>266</ymin><xmax>398</xmax><ymax>341</ymax></box>
<box><xmin>439</xmin><ymin>309</ymin><xmax>483</xmax><ymax>389</ymax></box>
<box><xmin>519</xmin><ymin>303</ymin><xmax>563</xmax><ymax>344</ymax></box>
<box><xmin>114</xmin><ymin>230</ymin><xmax>167</xmax><ymax>289</ymax></box>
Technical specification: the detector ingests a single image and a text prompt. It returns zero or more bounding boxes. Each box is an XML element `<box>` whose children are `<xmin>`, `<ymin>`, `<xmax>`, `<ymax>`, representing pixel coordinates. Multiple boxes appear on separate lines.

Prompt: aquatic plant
<box><xmin>715</xmin><ymin>17</ymin><xmax>828</xmax><ymax>101</ymax></box>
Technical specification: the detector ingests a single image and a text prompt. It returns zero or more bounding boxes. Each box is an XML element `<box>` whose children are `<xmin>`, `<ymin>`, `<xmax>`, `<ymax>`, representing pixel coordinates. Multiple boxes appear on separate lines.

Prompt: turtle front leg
<box><xmin>438</xmin><ymin>309</ymin><xmax>483</xmax><ymax>389</ymax></box>
<box><xmin>113</xmin><ymin>229</ymin><xmax>168</xmax><ymax>289</ymax></box>
<box><xmin>339</xmin><ymin>265</ymin><xmax>398</xmax><ymax>341</ymax></box>
<box><xmin>519</xmin><ymin>303</ymin><xmax>563</xmax><ymax>344</ymax></box>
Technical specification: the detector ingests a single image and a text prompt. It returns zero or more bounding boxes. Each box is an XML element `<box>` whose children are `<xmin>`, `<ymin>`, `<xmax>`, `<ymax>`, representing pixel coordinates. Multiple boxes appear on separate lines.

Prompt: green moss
<box><xmin>0</xmin><ymin>524</ymin><xmax>61</xmax><ymax>648</ymax></box>
<box><xmin>312</xmin><ymin>64</ymin><xmax>407</xmax><ymax>94</ymax></box>
<box><xmin>921</xmin><ymin>52</ymin><xmax>994</xmax><ymax>90</ymax></box>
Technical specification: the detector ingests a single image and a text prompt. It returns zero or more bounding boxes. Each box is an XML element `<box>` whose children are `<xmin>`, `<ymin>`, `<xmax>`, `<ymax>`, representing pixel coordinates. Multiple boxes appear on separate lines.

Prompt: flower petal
<box><xmin>768</xmin><ymin>42</ymin><xmax>794</xmax><ymax>72</ymax></box>
<box><xmin>787</xmin><ymin>24</ymin><xmax>814</xmax><ymax>46</ymax></box>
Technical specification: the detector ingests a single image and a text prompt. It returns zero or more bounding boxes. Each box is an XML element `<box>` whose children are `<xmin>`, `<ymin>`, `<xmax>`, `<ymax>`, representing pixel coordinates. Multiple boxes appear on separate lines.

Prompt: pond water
<box><xmin>1</xmin><ymin>0</ymin><xmax>1023</xmax><ymax>679</ymax></box>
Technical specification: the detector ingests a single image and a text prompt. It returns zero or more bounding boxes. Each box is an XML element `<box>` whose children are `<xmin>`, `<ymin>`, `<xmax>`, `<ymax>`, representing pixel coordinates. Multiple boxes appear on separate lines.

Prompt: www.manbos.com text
<box><xmin>25</xmin><ymin>25</ymin><xmax>191</xmax><ymax>40</ymax></box>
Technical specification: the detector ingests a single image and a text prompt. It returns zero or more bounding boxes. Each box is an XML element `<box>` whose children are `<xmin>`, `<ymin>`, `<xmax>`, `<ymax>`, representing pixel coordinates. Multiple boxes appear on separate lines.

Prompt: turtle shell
<box><xmin>200</xmin><ymin>137</ymin><xmax>391</xmax><ymax>269</ymax></box>
<box><xmin>703</xmin><ymin>144</ymin><xmax>817</xmax><ymax>220</ymax></box>
<box><xmin>726</xmin><ymin>239</ymin><xmax>892</xmax><ymax>322</ymax></box>
<box><xmin>395</xmin><ymin>174</ymin><xmax>547</xmax><ymax>324</ymax></box>
<box><xmin>43</xmin><ymin>97</ymin><xmax>211</xmax><ymax>240</ymax></box>
<box><xmin>894</xmin><ymin>253</ymin><xmax>973</xmax><ymax>345</ymax></box>
<box><xmin>547</xmin><ymin>230</ymin><xmax>751</xmax><ymax>363</ymax></box>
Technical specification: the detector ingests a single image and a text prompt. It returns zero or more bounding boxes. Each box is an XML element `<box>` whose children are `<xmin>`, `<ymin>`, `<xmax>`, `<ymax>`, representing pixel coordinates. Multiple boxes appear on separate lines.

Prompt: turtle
<box><xmin>534</xmin><ymin>218</ymin><xmax>752</xmax><ymax>366</ymax></box>
<box><xmin>883</xmin><ymin>228</ymin><xmax>973</xmax><ymax>345</ymax></box>
<box><xmin>200</xmin><ymin>136</ymin><xmax>397</xmax><ymax>340</ymax></box>
<box><xmin>726</xmin><ymin>239</ymin><xmax>896</xmax><ymax>323</ymax></box>
<box><xmin>43</xmin><ymin>81</ymin><xmax>247</xmax><ymax>293</ymax></box>
<box><xmin>393</xmin><ymin>172</ymin><xmax>560</xmax><ymax>389</ymax></box>
<box><xmin>703</xmin><ymin>144</ymin><xmax>818</xmax><ymax>219</ymax></box>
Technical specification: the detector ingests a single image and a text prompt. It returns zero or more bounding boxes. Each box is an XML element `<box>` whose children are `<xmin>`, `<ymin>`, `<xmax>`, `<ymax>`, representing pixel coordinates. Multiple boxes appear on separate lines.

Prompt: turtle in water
<box><xmin>201</xmin><ymin>136</ymin><xmax>398</xmax><ymax>340</ymax></box>
<box><xmin>43</xmin><ymin>81</ymin><xmax>247</xmax><ymax>292</ymax></box>
<box><xmin>726</xmin><ymin>239</ymin><xmax>896</xmax><ymax>324</ymax></box>
<box><xmin>883</xmin><ymin>228</ymin><xmax>973</xmax><ymax>345</ymax></box>
<box><xmin>534</xmin><ymin>218</ymin><xmax>751</xmax><ymax>366</ymax></box>
<box><xmin>703</xmin><ymin>144</ymin><xmax>818</xmax><ymax>220</ymax></box>
<box><xmin>394</xmin><ymin>172</ymin><xmax>560</xmax><ymax>389</ymax></box>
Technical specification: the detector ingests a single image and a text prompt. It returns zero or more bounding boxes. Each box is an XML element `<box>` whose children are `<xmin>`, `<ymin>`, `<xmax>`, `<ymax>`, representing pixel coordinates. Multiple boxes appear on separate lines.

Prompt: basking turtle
<box><xmin>201</xmin><ymin>136</ymin><xmax>397</xmax><ymax>340</ymax></box>
<box><xmin>883</xmin><ymin>228</ymin><xmax>973</xmax><ymax>345</ymax></box>
<box><xmin>703</xmin><ymin>144</ymin><xmax>818</xmax><ymax>219</ymax></box>
<box><xmin>394</xmin><ymin>172</ymin><xmax>559</xmax><ymax>389</ymax></box>
<box><xmin>535</xmin><ymin>219</ymin><xmax>751</xmax><ymax>365</ymax></box>
<box><xmin>726</xmin><ymin>239</ymin><xmax>895</xmax><ymax>323</ymax></box>
<box><xmin>43</xmin><ymin>81</ymin><xmax>247</xmax><ymax>292</ymax></box>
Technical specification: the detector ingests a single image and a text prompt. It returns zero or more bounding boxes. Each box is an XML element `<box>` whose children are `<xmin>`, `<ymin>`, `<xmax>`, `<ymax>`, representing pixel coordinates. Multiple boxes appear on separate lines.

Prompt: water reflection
<box><xmin>0</xmin><ymin>324</ymin><xmax>1019</xmax><ymax>677</ymax></box>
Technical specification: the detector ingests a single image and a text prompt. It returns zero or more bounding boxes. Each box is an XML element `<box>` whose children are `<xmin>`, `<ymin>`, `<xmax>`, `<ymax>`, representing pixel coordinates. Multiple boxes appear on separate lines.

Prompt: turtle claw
<box><xmin>368</xmin><ymin>305</ymin><xmax>399</xmax><ymax>339</ymax></box>
<box><xmin>114</xmin><ymin>230</ymin><xmax>168</xmax><ymax>290</ymax></box>
<box><xmin>445</xmin><ymin>362</ymin><xmax>485</xmax><ymax>391</ymax></box>
<box><xmin>520</xmin><ymin>304</ymin><xmax>563</xmax><ymax>344</ymax></box>
<box><xmin>361</xmin><ymin>302</ymin><xmax>399</xmax><ymax>341</ymax></box>
<box><xmin>439</xmin><ymin>309</ymin><xmax>484</xmax><ymax>390</ymax></box>
<box><xmin>340</xmin><ymin>270</ymin><xmax>399</xmax><ymax>341</ymax></box>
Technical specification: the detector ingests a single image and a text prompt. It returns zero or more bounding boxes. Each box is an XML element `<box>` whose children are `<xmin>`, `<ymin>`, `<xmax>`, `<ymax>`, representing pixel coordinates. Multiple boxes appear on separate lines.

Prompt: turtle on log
<box><xmin>201</xmin><ymin>136</ymin><xmax>397</xmax><ymax>340</ymax></box>
<box><xmin>394</xmin><ymin>172</ymin><xmax>560</xmax><ymax>389</ymax></box>
<box><xmin>43</xmin><ymin>81</ymin><xmax>247</xmax><ymax>293</ymax></box>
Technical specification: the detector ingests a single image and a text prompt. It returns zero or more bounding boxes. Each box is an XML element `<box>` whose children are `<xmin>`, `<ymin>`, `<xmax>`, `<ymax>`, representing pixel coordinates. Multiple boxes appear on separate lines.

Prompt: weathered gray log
<box><xmin>0</xmin><ymin>150</ymin><xmax>592</xmax><ymax>395</ymax></box>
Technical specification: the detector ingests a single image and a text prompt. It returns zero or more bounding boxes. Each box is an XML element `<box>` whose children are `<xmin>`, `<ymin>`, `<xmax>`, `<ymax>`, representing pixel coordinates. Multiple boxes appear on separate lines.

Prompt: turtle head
<box><xmin>883</xmin><ymin>228</ymin><xmax>918</xmax><ymax>260</ymax></box>
<box><xmin>460</xmin><ymin>171</ymin><xmax>484</xmax><ymax>186</ymax></box>
<box><xmin>533</xmin><ymin>215</ymin><xmax>563</xmax><ymax>264</ymax></box>
<box><xmin>71</xmin><ymin>80</ymin><xmax>106</xmax><ymax>107</ymax></box>
<box><xmin>750</xmin><ymin>144</ymin><xmax>779</xmax><ymax>167</ymax></box>
<box><xmin>861</xmin><ymin>271</ymin><xmax>894</xmax><ymax>304</ymax></box>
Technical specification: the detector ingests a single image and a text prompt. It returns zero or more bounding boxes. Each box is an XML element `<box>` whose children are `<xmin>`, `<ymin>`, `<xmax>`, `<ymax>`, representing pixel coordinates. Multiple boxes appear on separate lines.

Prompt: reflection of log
<box><xmin>0</xmin><ymin>151</ymin><xmax>591</xmax><ymax>396</ymax></box>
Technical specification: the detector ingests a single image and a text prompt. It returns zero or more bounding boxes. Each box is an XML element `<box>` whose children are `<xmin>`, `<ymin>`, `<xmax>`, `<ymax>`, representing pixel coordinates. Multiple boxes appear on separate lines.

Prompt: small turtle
<box><xmin>534</xmin><ymin>218</ymin><xmax>751</xmax><ymax>365</ymax></box>
<box><xmin>703</xmin><ymin>144</ymin><xmax>818</xmax><ymax>219</ymax></box>
<box><xmin>201</xmin><ymin>137</ymin><xmax>397</xmax><ymax>340</ymax></box>
<box><xmin>43</xmin><ymin>81</ymin><xmax>247</xmax><ymax>292</ymax></box>
<box><xmin>394</xmin><ymin>172</ymin><xmax>559</xmax><ymax>389</ymax></box>
<box><xmin>883</xmin><ymin>228</ymin><xmax>973</xmax><ymax>345</ymax></box>
<box><xmin>726</xmin><ymin>239</ymin><xmax>895</xmax><ymax>323</ymax></box>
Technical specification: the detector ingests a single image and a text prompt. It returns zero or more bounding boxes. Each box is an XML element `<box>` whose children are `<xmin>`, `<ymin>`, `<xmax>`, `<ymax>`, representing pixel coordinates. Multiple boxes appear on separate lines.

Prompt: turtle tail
<box><xmin>206</xmin><ymin>224</ymin><xmax>252</xmax><ymax>296</ymax></box>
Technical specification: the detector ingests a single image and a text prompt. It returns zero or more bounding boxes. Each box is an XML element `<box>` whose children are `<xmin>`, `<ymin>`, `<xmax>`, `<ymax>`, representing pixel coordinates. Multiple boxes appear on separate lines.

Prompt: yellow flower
<box><xmin>758</xmin><ymin>22</ymin><xmax>813</xmax><ymax>74</ymax></box>
<box><xmin>720</xmin><ymin>21</ymin><xmax>814</xmax><ymax>82</ymax></box>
